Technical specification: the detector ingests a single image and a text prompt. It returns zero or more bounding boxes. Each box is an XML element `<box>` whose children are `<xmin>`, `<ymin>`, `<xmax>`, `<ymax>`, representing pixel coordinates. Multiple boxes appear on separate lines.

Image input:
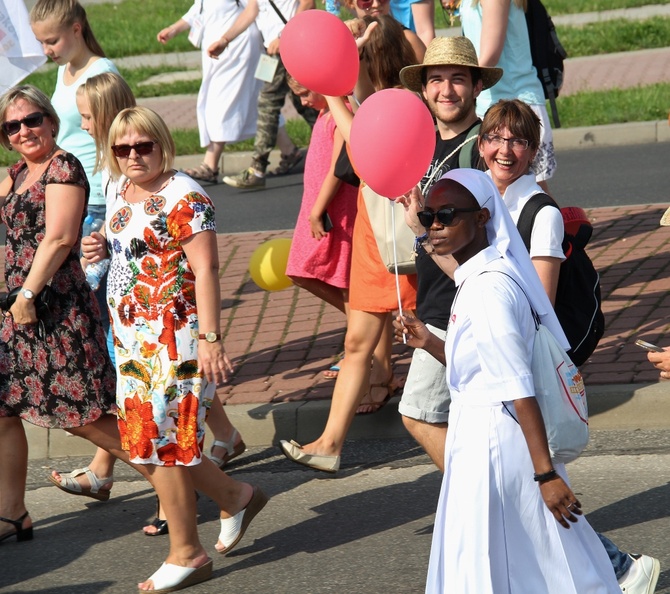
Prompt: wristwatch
<box><xmin>21</xmin><ymin>288</ymin><xmax>35</xmax><ymax>300</ymax></box>
<box><xmin>198</xmin><ymin>332</ymin><xmax>221</xmax><ymax>343</ymax></box>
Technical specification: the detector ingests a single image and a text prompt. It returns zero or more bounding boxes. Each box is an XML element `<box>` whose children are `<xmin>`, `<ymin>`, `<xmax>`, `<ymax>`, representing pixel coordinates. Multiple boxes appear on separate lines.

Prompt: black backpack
<box><xmin>525</xmin><ymin>0</ymin><xmax>567</xmax><ymax>128</ymax></box>
<box><xmin>517</xmin><ymin>194</ymin><xmax>605</xmax><ymax>366</ymax></box>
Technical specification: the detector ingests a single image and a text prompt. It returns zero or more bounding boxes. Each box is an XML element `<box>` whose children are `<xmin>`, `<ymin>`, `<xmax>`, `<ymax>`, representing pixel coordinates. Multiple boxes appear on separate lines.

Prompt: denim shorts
<box><xmin>398</xmin><ymin>324</ymin><xmax>450</xmax><ymax>424</ymax></box>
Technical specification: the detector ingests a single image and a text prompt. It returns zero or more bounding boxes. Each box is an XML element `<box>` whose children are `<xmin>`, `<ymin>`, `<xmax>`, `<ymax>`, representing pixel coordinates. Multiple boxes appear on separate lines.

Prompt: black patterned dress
<box><xmin>0</xmin><ymin>153</ymin><xmax>116</xmax><ymax>428</ymax></box>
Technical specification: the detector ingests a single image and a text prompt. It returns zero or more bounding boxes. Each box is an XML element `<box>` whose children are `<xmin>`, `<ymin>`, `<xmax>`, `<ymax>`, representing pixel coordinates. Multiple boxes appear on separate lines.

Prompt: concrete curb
<box><xmin>25</xmin><ymin>381</ymin><xmax>670</xmax><ymax>459</ymax></box>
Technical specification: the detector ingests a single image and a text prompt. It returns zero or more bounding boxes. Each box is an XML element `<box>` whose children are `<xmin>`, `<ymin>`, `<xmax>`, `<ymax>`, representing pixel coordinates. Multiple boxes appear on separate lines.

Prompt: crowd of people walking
<box><xmin>0</xmin><ymin>0</ymin><xmax>666</xmax><ymax>593</ymax></box>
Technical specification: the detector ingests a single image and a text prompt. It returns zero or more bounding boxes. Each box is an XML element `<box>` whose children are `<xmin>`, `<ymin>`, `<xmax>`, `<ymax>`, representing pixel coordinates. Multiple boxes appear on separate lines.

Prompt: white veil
<box><xmin>441</xmin><ymin>169</ymin><xmax>570</xmax><ymax>349</ymax></box>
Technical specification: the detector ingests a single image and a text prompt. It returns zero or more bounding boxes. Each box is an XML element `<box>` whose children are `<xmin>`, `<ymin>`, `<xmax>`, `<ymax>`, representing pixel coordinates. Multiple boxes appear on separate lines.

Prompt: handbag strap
<box><xmin>267</xmin><ymin>0</ymin><xmax>288</xmax><ymax>24</ymax></box>
<box><xmin>420</xmin><ymin>128</ymin><xmax>481</xmax><ymax>195</ymax></box>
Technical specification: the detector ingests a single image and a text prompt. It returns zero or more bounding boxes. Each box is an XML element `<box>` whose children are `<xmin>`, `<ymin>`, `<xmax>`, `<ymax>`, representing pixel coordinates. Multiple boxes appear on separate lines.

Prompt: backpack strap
<box><xmin>516</xmin><ymin>193</ymin><xmax>559</xmax><ymax>252</ymax></box>
<box><xmin>458</xmin><ymin>122</ymin><xmax>481</xmax><ymax>169</ymax></box>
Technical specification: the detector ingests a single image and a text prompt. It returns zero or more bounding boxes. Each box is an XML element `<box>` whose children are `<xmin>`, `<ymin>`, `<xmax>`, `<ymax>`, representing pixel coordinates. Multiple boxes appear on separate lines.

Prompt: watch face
<box><xmin>22</xmin><ymin>289</ymin><xmax>35</xmax><ymax>299</ymax></box>
<box><xmin>206</xmin><ymin>332</ymin><xmax>218</xmax><ymax>343</ymax></box>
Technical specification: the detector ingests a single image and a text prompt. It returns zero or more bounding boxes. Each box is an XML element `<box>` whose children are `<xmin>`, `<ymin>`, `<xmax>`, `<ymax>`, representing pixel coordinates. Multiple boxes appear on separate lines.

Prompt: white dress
<box><xmin>425</xmin><ymin>247</ymin><xmax>620</xmax><ymax>594</ymax></box>
<box><xmin>183</xmin><ymin>0</ymin><xmax>263</xmax><ymax>146</ymax></box>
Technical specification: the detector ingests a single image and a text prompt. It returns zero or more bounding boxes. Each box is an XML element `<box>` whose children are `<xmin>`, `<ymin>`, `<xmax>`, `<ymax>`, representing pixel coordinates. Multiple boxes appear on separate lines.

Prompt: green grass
<box><xmin>558</xmin><ymin>17</ymin><xmax>670</xmax><ymax>57</ymax></box>
<box><xmin>434</xmin><ymin>0</ymin><xmax>670</xmax><ymax>20</ymax></box>
<box><xmin>543</xmin><ymin>0</ymin><xmax>669</xmax><ymax>15</ymax></box>
<box><xmin>555</xmin><ymin>83</ymin><xmax>670</xmax><ymax>127</ymax></box>
<box><xmin>82</xmin><ymin>0</ymin><xmax>195</xmax><ymax>58</ymax></box>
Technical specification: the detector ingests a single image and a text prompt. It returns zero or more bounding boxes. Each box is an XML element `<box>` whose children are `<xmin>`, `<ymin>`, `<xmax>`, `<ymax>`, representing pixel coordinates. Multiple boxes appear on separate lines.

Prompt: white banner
<box><xmin>0</xmin><ymin>0</ymin><xmax>47</xmax><ymax>93</ymax></box>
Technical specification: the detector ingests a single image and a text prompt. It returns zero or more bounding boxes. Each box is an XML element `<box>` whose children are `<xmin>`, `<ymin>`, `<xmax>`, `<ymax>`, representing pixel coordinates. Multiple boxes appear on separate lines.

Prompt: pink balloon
<box><xmin>350</xmin><ymin>89</ymin><xmax>436</xmax><ymax>198</ymax></box>
<box><xmin>280</xmin><ymin>11</ymin><xmax>359</xmax><ymax>97</ymax></box>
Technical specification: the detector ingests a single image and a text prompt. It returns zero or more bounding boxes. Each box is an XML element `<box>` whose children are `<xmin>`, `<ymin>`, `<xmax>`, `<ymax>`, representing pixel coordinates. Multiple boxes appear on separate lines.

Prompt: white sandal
<box><xmin>47</xmin><ymin>466</ymin><xmax>113</xmax><ymax>502</ymax></box>
<box><xmin>215</xmin><ymin>486</ymin><xmax>268</xmax><ymax>555</ymax></box>
<box><xmin>208</xmin><ymin>429</ymin><xmax>246</xmax><ymax>469</ymax></box>
<box><xmin>140</xmin><ymin>559</ymin><xmax>213</xmax><ymax>593</ymax></box>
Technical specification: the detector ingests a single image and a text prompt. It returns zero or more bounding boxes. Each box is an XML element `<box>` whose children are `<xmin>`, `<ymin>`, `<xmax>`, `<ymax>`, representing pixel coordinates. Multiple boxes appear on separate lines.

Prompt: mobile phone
<box><xmin>321</xmin><ymin>211</ymin><xmax>333</xmax><ymax>233</ymax></box>
<box><xmin>634</xmin><ymin>339</ymin><xmax>664</xmax><ymax>353</ymax></box>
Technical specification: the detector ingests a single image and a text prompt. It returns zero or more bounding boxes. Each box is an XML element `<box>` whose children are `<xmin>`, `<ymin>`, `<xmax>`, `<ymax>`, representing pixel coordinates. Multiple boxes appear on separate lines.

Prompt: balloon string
<box><xmin>390</xmin><ymin>203</ymin><xmax>406</xmax><ymax>344</ymax></box>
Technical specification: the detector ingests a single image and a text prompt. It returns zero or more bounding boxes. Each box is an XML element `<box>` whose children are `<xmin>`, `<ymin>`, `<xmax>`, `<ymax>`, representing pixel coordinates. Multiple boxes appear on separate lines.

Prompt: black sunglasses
<box><xmin>417</xmin><ymin>206</ymin><xmax>481</xmax><ymax>229</ymax></box>
<box><xmin>2</xmin><ymin>112</ymin><xmax>46</xmax><ymax>136</ymax></box>
<box><xmin>111</xmin><ymin>141</ymin><xmax>156</xmax><ymax>158</ymax></box>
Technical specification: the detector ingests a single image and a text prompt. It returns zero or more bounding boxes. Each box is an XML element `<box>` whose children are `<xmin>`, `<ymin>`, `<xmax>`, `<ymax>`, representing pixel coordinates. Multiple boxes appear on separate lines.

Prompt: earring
<box><xmin>52</xmin><ymin>129</ymin><xmax>56</xmax><ymax>137</ymax></box>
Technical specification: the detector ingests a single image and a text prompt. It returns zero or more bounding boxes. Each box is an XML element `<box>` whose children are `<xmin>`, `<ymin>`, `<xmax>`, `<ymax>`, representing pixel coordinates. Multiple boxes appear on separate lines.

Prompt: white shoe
<box><xmin>619</xmin><ymin>554</ymin><xmax>660</xmax><ymax>594</ymax></box>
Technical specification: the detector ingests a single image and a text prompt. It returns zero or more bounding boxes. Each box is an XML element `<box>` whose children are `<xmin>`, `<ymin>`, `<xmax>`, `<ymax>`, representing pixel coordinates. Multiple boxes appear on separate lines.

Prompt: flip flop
<box><xmin>323</xmin><ymin>363</ymin><xmax>341</xmax><ymax>379</ymax></box>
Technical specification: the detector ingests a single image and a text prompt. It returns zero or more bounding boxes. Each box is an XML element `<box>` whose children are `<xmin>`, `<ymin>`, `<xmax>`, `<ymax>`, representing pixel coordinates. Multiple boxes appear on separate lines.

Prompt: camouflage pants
<box><xmin>251</xmin><ymin>55</ymin><xmax>318</xmax><ymax>173</ymax></box>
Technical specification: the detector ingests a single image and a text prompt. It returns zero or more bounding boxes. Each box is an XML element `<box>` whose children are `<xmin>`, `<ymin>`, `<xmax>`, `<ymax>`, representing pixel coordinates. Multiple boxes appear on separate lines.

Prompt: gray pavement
<box><xmin>6</xmin><ymin>430</ymin><xmax>670</xmax><ymax>593</ymax></box>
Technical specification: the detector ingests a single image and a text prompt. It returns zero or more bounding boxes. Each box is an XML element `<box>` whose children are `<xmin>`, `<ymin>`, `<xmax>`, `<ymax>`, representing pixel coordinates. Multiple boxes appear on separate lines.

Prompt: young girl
<box><xmin>284</xmin><ymin>75</ymin><xmax>358</xmax><ymax>321</ymax></box>
<box><xmin>156</xmin><ymin>0</ymin><xmax>263</xmax><ymax>183</ymax></box>
<box><xmin>30</xmin><ymin>0</ymin><xmax>118</xmax><ymax>223</ymax></box>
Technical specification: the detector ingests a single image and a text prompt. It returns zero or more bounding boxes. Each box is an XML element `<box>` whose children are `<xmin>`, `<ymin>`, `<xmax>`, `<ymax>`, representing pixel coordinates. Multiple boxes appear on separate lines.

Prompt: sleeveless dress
<box><xmin>285</xmin><ymin>111</ymin><xmax>358</xmax><ymax>288</ymax></box>
<box><xmin>106</xmin><ymin>172</ymin><xmax>216</xmax><ymax>466</ymax></box>
<box><xmin>0</xmin><ymin>153</ymin><xmax>116</xmax><ymax>428</ymax></box>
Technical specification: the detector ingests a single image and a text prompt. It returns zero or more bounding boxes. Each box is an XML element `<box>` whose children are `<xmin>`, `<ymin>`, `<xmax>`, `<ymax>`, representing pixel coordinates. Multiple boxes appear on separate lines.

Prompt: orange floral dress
<box><xmin>106</xmin><ymin>173</ymin><xmax>215</xmax><ymax>466</ymax></box>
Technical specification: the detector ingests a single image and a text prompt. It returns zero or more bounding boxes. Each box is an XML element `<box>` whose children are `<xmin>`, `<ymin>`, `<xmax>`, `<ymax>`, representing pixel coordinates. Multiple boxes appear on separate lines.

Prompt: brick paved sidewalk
<box><xmin>198</xmin><ymin>203</ymin><xmax>670</xmax><ymax>408</ymax></box>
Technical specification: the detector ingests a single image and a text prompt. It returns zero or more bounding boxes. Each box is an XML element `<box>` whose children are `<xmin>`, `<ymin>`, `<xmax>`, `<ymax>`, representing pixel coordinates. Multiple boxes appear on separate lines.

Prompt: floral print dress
<box><xmin>106</xmin><ymin>172</ymin><xmax>216</xmax><ymax>466</ymax></box>
<box><xmin>0</xmin><ymin>153</ymin><xmax>116</xmax><ymax>428</ymax></box>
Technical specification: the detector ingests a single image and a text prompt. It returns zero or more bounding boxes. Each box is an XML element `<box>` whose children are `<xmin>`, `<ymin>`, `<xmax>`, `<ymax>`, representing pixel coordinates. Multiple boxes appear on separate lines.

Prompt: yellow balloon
<box><xmin>248</xmin><ymin>238</ymin><xmax>294</xmax><ymax>292</ymax></box>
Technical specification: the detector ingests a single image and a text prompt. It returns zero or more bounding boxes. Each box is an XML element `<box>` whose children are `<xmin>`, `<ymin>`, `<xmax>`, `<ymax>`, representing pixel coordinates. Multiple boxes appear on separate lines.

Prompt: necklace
<box><xmin>17</xmin><ymin>146</ymin><xmax>58</xmax><ymax>192</ymax></box>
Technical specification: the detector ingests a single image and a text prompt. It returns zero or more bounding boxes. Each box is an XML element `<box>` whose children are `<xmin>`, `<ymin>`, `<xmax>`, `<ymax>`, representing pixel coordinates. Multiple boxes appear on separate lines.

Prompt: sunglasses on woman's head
<box><xmin>417</xmin><ymin>206</ymin><xmax>481</xmax><ymax>229</ymax></box>
<box><xmin>111</xmin><ymin>141</ymin><xmax>156</xmax><ymax>158</ymax></box>
<box><xmin>2</xmin><ymin>112</ymin><xmax>46</xmax><ymax>136</ymax></box>
<box><xmin>356</xmin><ymin>0</ymin><xmax>389</xmax><ymax>9</ymax></box>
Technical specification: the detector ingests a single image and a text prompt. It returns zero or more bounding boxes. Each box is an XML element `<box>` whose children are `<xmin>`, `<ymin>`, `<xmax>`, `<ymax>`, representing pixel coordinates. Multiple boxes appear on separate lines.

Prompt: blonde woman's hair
<box><xmin>30</xmin><ymin>0</ymin><xmax>106</xmax><ymax>57</ymax></box>
<box><xmin>471</xmin><ymin>0</ymin><xmax>526</xmax><ymax>9</ymax></box>
<box><xmin>77</xmin><ymin>73</ymin><xmax>136</xmax><ymax>173</ymax></box>
<box><xmin>0</xmin><ymin>85</ymin><xmax>60</xmax><ymax>150</ymax></box>
<box><xmin>106</xmin><ymin>106</ymin><xmax>175</xmax><ymax>179</ymax></box>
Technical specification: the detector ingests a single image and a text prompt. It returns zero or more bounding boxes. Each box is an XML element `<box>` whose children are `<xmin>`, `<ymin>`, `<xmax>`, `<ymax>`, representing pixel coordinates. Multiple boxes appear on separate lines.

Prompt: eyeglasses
<box><xmin>417</xmin><ymin>206</ymin><xmax>481</xmax><ymax>229</ymax></box>
<box><xmin>482</xmin><ymin>134</ymin><xmax>529</xmax><ymax>151</ymax></box>
<box><xmin>2</xmin><ymin>112</ymin><xmax>46</xmax><ymax>136</ymax></box>
<box><xmin>356</xmin><ymin>0</ymin><xmax>389</xmax><ymax>9</ymax></box>
<box><xmin>111</xmin><ymin>141</ymin><xmax>156</xmax><ymax>158</ymax></box>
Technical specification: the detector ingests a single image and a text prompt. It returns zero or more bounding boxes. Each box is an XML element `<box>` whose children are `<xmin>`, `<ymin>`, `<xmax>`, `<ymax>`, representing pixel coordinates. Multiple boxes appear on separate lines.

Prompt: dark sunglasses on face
<box><xmin>111</xmin><ymin>141</ymin><xmax>156</xmax><ymax>159</ymax></box>
<box><xmin>356</xmin><ymin>0</ymin><xmax>389</xmax><ymax>9</ymax></box>
<box><xmin>417</xmin><ymin>206</ymin><xmax>481</xmax><ymax>229</ymax></box>
<box><xmin>2</xmin><ymin>112</ymin><xmax>46</xmax><ymax>136</ymax></box>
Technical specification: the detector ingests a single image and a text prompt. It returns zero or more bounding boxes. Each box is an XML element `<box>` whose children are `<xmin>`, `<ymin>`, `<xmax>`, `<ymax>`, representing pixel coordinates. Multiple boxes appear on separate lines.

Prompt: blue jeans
<box><xmin>598</xmin><ymin>532</ymin><xmax>631</xmax><ymax>580</ymax></box>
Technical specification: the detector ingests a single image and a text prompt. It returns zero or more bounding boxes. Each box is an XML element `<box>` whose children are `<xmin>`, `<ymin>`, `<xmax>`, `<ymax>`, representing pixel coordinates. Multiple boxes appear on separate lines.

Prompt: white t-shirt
<box><xmin>498</xmin><ymin>172</ymin><xmax>565</xmax><ymax>261</ymax></box>
<box><xmin>256</xmin><ymin>0</ymin><xmax>298</xmax><ymax>48</ymax></box>
<box><xmin>52</xmin><ymin>57</ymin><xmax>118</xmax><ymax>206</ymax></box>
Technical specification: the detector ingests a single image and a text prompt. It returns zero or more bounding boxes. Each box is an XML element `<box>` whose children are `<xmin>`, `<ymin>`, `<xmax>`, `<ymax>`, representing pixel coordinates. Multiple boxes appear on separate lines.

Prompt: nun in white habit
<box><xmin>396</xmin><ymin>169</ymin><xmax>619</xmax><ymax>593</ymax></box>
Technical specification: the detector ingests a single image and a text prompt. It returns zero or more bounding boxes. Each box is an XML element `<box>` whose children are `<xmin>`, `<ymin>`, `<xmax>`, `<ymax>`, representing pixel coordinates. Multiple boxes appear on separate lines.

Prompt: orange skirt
<box><xmin>349</xmin><ymin>188</ymin><xmax>417</xmax><ymax>312</ymax></box>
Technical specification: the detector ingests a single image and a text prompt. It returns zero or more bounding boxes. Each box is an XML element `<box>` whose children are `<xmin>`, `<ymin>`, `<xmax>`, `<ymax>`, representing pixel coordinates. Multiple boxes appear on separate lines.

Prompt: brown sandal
<box><xmin>356</xmin><ymin>374</ymin><xmax>402</xmax><ymax>415</ymax></box>
<box><xmin>182</xmin><ymin>163</ymin><xmax>219</xmax><ymax>184</ymax></box>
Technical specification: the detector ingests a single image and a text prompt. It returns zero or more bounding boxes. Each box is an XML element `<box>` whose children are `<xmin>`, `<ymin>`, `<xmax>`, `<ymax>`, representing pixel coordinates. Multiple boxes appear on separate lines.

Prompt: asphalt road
<box><xmin>5</xmin><ymin>432</ymin><xmax>670</xmax><ymax>593</ymax></box>
<box><xmin>209</xmin><ymin>142</ymin><xmax>670</xmax><ymax>234</ymax></box>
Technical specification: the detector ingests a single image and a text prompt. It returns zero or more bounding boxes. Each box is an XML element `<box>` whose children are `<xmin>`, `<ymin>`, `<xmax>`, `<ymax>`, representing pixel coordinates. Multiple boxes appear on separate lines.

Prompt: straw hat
<box><xmin>400</xmin><ymin>36</ymin><xmax>503</xmax><ymax>92</ymax></box>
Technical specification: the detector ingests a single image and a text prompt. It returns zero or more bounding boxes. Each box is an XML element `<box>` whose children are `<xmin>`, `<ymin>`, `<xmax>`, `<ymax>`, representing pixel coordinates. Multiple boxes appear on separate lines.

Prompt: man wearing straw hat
<box><xmin>395</xmin><ymin>36</ymin><xmax>501</xmax><ymax>470</ymax></box>
<box><xmin>397</xmin><ymin>36</ymin><xmax>660</xmax><ymax>594</ymax></box>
